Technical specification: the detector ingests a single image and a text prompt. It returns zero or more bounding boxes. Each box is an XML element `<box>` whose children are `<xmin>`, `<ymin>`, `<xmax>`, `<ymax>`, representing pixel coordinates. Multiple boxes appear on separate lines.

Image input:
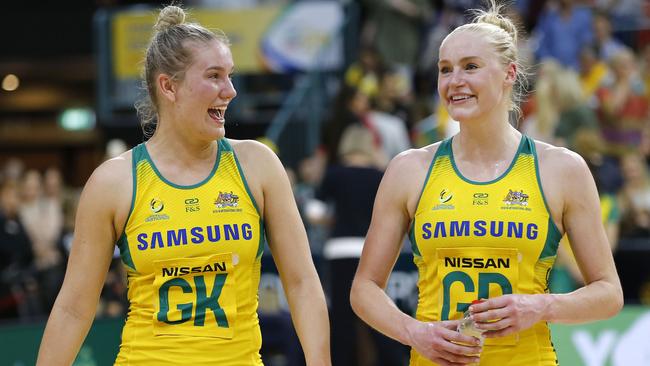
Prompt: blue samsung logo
<box><xmin>137</xmin><ymin>223</ymin><xmax>254</xmax><ymax>250</ymax></box>
<box><xmin>422</xmin><ymin>220</ymin><xmax>538</xmax><ymax>240</ymax></box>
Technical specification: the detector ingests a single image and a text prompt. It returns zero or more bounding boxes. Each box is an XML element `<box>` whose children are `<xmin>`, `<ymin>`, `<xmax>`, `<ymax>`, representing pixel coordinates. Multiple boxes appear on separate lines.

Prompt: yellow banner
<box><xmin>112</xmin><ymin>6</ymin><xmax>282</xmax><ymax>78</ymax></box>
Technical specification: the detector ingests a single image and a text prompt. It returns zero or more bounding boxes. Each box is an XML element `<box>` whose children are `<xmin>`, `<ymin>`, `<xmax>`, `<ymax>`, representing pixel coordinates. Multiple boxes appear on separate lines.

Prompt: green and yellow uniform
<box><xmin>115</xmin><ymin>139</ymin><xmax>265</xmax><ymax>365</ymax></box>
<box><xmin>409</xmin><ymin>136</ymin><xmax>561</xmax><ymax>365</ymax></box>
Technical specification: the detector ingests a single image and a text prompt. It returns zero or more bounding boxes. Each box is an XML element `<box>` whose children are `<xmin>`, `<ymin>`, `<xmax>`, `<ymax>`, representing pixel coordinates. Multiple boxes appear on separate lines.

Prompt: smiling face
<box><xmin>437</xmin><ymin>30</ymin><xmax>514</xmax><ymax>124</ymax></box>
<box><xmin>170</xmin><ymin>39</ymin><xmax>237</xmax><ymax>141</ymax></box>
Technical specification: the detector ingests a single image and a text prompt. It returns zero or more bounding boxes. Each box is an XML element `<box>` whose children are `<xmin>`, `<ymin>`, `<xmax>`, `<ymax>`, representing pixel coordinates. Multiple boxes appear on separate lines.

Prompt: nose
<box><xmin>222</xmin><ymin>77</ymin><xmax>237</xmax><ymax>101</ymax></box>
<box><xmin>449</xmin><ymin>68</ymin><xmax>465</xmax><ymax>87</ymax></box>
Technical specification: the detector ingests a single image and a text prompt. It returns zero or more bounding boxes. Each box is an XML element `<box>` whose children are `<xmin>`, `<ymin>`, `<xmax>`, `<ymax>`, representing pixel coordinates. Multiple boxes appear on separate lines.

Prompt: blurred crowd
<box><xmin>1</xmin><ymin>0</ymin><xmax>650</xmax><ymax>362</ymax></box>
<box><xmin>0</xmin><ymin>150</ymin><xmax>128</xmax><ymax>322</ymax></box>
<box><xmin>298</xmin><ymin>0</ymin><xmax>650</xmax><ymax>297</ymax></box>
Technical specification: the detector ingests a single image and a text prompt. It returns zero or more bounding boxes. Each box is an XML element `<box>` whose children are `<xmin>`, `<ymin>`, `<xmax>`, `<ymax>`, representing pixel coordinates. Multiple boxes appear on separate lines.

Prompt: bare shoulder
<box><xmin>228</xmin><ymin>138</ymin><xmax>279</xmax><ymax>167</ymax></box>
<box><xmin>86</xmin><ymin>152</ymin><xmax>131</xmax><ymax>191</ymax></box>
<box><xmin>81</xmin><ymin>150</ymin><xmax>133</xmax><ymax>220</ymax></box>
<box><xmin>387</xmin><ymin>143</ymin><xmax>439</xmax><ymax>176</ymax></box>
<box><xmin>534</xmin><ymin>140</ymin><xmax>589</xmax><ymax>175</ymax></box>
<box><xmin>382</xmin><ymin>144</ymin><xmax>439</xmax><ymax>211</ymax></box>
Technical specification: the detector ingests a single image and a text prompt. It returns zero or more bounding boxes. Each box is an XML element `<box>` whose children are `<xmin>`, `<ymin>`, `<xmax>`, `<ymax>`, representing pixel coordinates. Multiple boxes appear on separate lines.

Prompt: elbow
<box><xmin>611</xmin><ymin>285</ymin><xmax>624</xmax><ymax>317</ymax></box>
<box><xmin>602</xmin><ymin>279</ymin><xmax>624</xmax><ymax>319</ymax></box>
<box><xmin>349</xmin><ymin>278</ymin><xmax>364</xmax><ymax>318</ymax></box>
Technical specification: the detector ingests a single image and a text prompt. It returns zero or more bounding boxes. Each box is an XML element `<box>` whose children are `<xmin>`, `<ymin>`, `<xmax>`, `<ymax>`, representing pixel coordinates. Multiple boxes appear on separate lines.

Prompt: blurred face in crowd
<box><xmin>579</xmin><ymin>47</ymin><xmax>597</xmax><ymax>75</ymax></box>
<box><xmin>349</xmin><ymin>90</ymin><xmax>371</xmax><ymax>115</ymax></box>
<box><xmin>621</xmin><ymin>153</ymin><xmax>649</xmax><ymax>183</ymax></box>
<box><xmin>437</xmin><ymin>30</ymin><xmax>514</xmax><ymax>123</ymax></box>
<box><xmin>593</xmin><ymin>15</ymin><xmax>612</xmax><ymax>42</ymax></box>
<box><xmin>164</xmin><ymin>39</ymin><xmax>237</xmax><ymax>141</ymax></box>
<box><xmin>0</xmin><ymin>182</ymin><xmax>20</xmax><ymax>217</ymax></box>
<box><xmin>611</xmin><ymin>50</ymin><xmax>636</xmax><ymax>81</ymax></box>
<box><xmin>44</xmin><ymin>168</ymin><xmax>62</xmax><ymax>197</ymax></box>
<box><xmin>22</xmin><ymin>170</ymin><xmax>42</xmax><ymax>202</ymax></box>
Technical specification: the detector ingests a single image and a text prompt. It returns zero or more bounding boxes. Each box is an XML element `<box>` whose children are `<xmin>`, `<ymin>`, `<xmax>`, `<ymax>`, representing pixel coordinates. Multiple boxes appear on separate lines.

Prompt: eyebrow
<box><xmin>205</xmin><ymin>66</ymin><xmax>235</xmax><ymax>73</ymax></box>
<box><xmin>437</xmin><ymin>56</ymin><xmax>482</xmax><ymax>64</ymax></box>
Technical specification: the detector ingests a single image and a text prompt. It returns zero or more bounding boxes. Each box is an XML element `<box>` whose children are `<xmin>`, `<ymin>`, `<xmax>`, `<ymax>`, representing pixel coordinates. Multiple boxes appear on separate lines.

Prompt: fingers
<box><xmin>439</xmin><ymin>319</ymin><xmax>462</xmax><ymax>330</ymax></box>
<box><xmin>483</xmin><ymin>326</ymin><xmax>516</xmax><ymax>338</ymax></box>
<box><xmin>417</xmin><ymin>322</ymin><xmax>483</xmax><ymax>365</ymax></box>
<box><xmin>445</xmin><ymin>330</ymin><xmax>482</xmax><ymax>348</ymax></box>
<box><xmin>469</xmin><ymin>295</ymin><xmax>510</xmax><ymax>314</ymax></box>
<box><xmin>471</xmin><ymin>306</ymin><xmax>508</xmax><ymax>323</ymax></box>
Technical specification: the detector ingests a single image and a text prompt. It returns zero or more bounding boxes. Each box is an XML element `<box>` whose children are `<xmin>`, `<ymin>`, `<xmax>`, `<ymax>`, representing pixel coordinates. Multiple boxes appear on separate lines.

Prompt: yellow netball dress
<box><xmin>114</xmin><ymin>139</ymin><xmax>265</xmax><ymax>365</ymax></box>
<box><xmin>409</xmin><ymin>136</ymin><xmax>562</xmax><ymax>365</ymax></box>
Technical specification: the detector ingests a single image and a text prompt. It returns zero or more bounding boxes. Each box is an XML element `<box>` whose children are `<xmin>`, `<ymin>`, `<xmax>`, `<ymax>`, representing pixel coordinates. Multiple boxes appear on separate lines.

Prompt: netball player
<box><xmin>37</xmin><ymin>5</ymin><xmax>330</xmax><ymax>365</ymax></box>
<box><xmin>350</xmin><ymin>1</ymin><xmax>623</xmax><ymax>365</ymax></box>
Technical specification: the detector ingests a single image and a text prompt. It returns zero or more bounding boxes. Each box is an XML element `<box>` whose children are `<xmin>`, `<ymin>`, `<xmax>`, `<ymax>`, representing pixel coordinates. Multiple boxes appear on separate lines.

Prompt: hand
<box><xmin>406</xmin><ymin>320</ymin><xmax>482</xmax><ymax>366</ymax></box>
<box><xmin>470</xmin><ymin>294</ymin><xmax>549</xmax><ymax>338</ymax></box>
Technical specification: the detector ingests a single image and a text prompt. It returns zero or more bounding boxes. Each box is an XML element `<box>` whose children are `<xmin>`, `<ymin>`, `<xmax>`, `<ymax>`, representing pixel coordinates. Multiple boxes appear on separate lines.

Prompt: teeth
<box><xmin>209</xmin><ymin>108</ymin><xmax>225</xmax><ymax>119</ymax></box>
<box><xmin>452</xmin><ymin>95</ymin><xmax>470</xmax><ymax>101</ymax></box>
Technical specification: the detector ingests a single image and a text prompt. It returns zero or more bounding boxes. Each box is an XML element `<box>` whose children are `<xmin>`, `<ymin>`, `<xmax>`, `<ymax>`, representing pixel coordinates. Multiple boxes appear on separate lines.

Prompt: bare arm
<box><xmin>545</xmin><ymin>150</ymin><xmax>623</xmax><ymax>322</ymax></box>
<box><xmin>472</xmin><ymin>148</ymin><xmax>623</xmax><ymax>336</ymax></box>
<box><xmin>236</xmin><ymin>141</ymin><xmax>330</xmax><ymax>366</ymax></box>
<box><xmin>37</xmin><ymin>157</ymin><xmax>130</xmax><ymax>365</ymax></box>
<box><xmin>351</xmin><ymin>150</ymin><xmax>481</xmax><ymax>365</ymax></box>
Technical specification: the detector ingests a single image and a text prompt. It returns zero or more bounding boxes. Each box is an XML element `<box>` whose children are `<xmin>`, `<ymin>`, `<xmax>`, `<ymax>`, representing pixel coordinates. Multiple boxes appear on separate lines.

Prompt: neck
<box><xmin>454</xmin><ymin>116</ymin><xmax>521</xmax><ymax>163</ymax></box>
<box><xmin>146</xmin><ymin>121</ymin><xmax>218</xmax><ymax>164</ymax></box>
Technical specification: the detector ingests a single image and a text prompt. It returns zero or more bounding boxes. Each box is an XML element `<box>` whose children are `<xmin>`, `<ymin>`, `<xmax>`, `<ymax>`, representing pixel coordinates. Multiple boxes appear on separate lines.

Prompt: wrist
<box><xmin>401</xmin><ymin>316</ymin><xmax>421</xmax><ymax>347</ymax></box>
<box><xmin>539</xmin><ymin>293</ymin><xmax>557</xmax><ymax>322</ymax></box>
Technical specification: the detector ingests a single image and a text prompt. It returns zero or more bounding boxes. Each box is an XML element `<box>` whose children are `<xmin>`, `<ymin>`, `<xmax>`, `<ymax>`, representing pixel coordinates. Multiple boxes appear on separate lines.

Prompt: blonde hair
<box><xmin>135</xmin><ymin>5</ymin><xmax>229</xmax><ymax>138</ymax></box>
<box><xmin>533</xmin><ymin>60</ymin><xmax>561</xmax><ymax>137</ymax></box>
<box><xmin>446</xmin><ymin>0</ymin><xmax>528</xmax><ymax>120</ymax></box>
<box><xmin>553</xmin><ymin>68</ymin><xmax>585</xmax><ymax>112</ymax></box>
<box><xmin>338</xmin><ymin>124</ymin><xmax>376</xmax><ymax>158</ymax></box>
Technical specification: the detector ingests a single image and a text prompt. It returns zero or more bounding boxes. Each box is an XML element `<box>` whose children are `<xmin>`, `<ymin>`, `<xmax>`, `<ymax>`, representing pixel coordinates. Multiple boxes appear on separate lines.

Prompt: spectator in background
<box><xmin>551</xmin><ymin>67</ymin><xmax>599</xmax><ymax>149</ymax></box>
<box><xmin>0</xmin><ymin>179</ymin><xmax>37</xmax><ymax>319</ymax></box>
<box><xmin>520</xmin><ymin>60</ymin><xmax>562</xmax><ymax>143</ymax></box>
<box><xmin>596</xmin><ymin>47</ymin><xmax>649</xmax><ymax>156</ymax></box>
<box><xmin>344</xmin><ymin>46</ymin><xmax>385</xmax><ymax>99</ymax></box>
<box><xmin>640</xmin><ymin>43</ymin><xmax>650</xmax><ymax>102</ymax></box>
<box><xmin>578</xmin><ymin>45</ymin><xmax>610</xmax><ymax>102</ymax></box>
<box><xmin>1</xmin><ymin>158</ymin><xmax>24</xmax><ymax>183</ymax></box>
<box><xmin>19</xmin><ymin>169</ymin><xmax>64</xmax><ymax>313</ymax></box>
<box><xmin>618</xmin><ymin>152</ymin><xmax>650</xmax><ymax>237</ymax></box>
<box><xmin>592</xmin><ymin>11</ymin><xmax>626</xmax><ymax>61</ymax></box>
<box><xmin>348</xmin><ymin>88</ymin><xmax>410</xmax><ymax>161</ymax></box>
<box><xmin>593</xmin><ymin>0</ymin><xmax>645</xmax><ymax>44</ymax></box>
<box><xmin>314</xmin><ymin>125</ymin><xmax>406</xmax><ymax>366</ymax></box>
<box><xmin>533</xmin><ymin>0</ymin><xmax>594</xmax><ymax>70</ymax></box>
<box><xmin>362</xmin><ymin>0</ymin><xmax>432</xmax><ymax>89</ymax></box>
<box><xmin>375</xmin><ymin>69</ymin><xmax>415</xmax><ymax>129</ymax></box>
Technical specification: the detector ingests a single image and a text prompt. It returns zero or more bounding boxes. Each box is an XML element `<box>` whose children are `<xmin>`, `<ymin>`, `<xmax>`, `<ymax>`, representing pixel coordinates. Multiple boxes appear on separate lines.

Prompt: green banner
<box><xmin>2</xmin><ymin>306</ymin><xmax>649</xmax><ymax>365</ymax></box>
<box><xmin>3</xmin><ymin>317</ymin><xmax>123</xmax><ymax>365</ymax></box>
<box><xmin>550</xmin><ymin>306</ymin><xmax>650</xmax><ymax>366</ymax></box>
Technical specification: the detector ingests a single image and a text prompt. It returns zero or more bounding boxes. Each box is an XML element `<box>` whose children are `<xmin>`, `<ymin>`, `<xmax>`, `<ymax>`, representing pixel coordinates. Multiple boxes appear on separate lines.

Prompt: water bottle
<box><xmin>457</xmin><ymin>299</ymin><xmax>486</xmax><ymax>346</ymax></box>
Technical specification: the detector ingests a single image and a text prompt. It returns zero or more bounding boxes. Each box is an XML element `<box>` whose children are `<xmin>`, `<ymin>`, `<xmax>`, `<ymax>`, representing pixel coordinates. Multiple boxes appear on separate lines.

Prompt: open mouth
<box><xmin>208</xmin><ymin>107</ymin><xmax>225</xmax><ymax>121</ymax></box>
<box><xmin>450</xmin><ymin>95</ymin><xmax>474</xmax><ymax>103</ymax></box>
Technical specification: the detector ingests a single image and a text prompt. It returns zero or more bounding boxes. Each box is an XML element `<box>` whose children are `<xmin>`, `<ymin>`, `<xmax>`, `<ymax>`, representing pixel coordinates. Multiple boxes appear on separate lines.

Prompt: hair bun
<box><xmin>473</xmin><ymin>2</ymin><xmax>518</xmax><ymax>45</ymax></box>
<box><xmin>154</xmin><ymin>5</ymin><xmax>186</xmax><ymax>32</ymax></box>
<box><xmin>476</xmin><ymin>12</ymin><xmax>517</xmax><ymax>44</ymax></box>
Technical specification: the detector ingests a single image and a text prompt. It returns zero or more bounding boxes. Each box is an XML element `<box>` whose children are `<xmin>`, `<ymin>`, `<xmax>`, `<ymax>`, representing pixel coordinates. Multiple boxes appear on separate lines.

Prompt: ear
<box><xmin>157</xmin><ymin>73</ymin><xmax>177</xmax><ymax>103</ymax></box>
<box><xmin>504</xmin><ymin>63</ymin><xmax>517</xmax><ymax>86</ymax></box>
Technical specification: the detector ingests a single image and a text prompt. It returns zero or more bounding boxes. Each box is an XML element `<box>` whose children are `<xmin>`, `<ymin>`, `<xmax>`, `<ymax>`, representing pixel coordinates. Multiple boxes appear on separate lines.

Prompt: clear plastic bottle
<box><xmin>457</xmin><ymin>299</ymin><xmax>486</xmax><ymax>346</ymax></box>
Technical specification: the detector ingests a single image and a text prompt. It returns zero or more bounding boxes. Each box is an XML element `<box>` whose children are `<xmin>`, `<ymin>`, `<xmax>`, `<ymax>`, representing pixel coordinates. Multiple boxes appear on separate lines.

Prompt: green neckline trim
<box><xmin>141</xmin><ymin>140</ymin><xmax>222</xmax><ymax>189</ymax></box>
<box><xmin>448</xmin><ymin>134</ymin><xmax>527</xmax><ymax>185</ymax></box>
